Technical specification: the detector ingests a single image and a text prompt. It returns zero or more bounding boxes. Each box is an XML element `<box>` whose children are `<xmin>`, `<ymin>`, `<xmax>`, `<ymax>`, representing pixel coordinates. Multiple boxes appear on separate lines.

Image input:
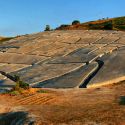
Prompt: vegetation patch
<box><xmin>56</xmin><ymin>16</ymin><xmax>125</xmax><ymax>31</ymax></box>
<box><xmin>44</xmin><ymin>25</ymin><xmax>51</xmax><ymax>31</ymax></box>
<box><xmin>37</xmin><ymin>89</ymin><xmax>49</xmax><ymax>93</ymax></box>
<box><xmin>9</xmin><ymin>90</ymin><xmax>20</xmax><ymax>96</ymax></box>
<box><xmin>14</xmin><ymin>75</ymin><xmax>29</xmax><ymax>90</ymax></box>
<box><xmin>7</xmin><ymin>75</ymin><xmax>30</xmax><ymax>96</ymax></box>
<box><xmin>119</xmin><ymin>96</ymin><xmax>125</xmax><ymax>105</ymax></box>
<box><xmin>72</xmin><ymin>20</ymin><xmax>80</xmax><ymax>25</ymax></box>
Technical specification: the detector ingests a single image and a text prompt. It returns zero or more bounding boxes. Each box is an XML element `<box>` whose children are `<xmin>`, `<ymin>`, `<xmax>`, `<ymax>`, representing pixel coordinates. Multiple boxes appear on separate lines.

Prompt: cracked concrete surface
<box><xmin>0</xmin><ymin>30</ymin><xmax>125</xmax><ymax>89</ymax></box>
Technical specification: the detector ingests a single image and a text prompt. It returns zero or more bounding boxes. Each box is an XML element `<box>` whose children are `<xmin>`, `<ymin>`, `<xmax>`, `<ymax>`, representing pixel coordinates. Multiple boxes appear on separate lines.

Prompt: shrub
<box><xmin>14</xmin><ymin>75</ymin><xmax>29</xmax><ymax>90</ymax></box>
<box><xmin>114</xmin><ymin>18</ymin><xmax>125</xmax><ymax>25</ymax></box>
<box><xmin>9</xmin><ymin>91</ymin><xmax>20</xmax><ymax>96</ymax></box>
<box><xmin>89</xmin><ymin>21</ymin><xmax>113</xmax><ymax>30</ymax></box>
<box><xmin>72</xmin><ymin>20</ymin><xmax>80</xmax><ymax>25</ymax></box>
<box><xmin>44</xmin><ymin>25</ymin><xmax>51</xmax><ymax>31</ymax></box>
<box><xmin>37</xmin><ymin>90</ymin><xmax>48</xmax><ymax>93</ymax></box>
<box><xmin>119</xmin><ymin>96</ymin><xmax>125</xmax><ymax>105</ymax></box>
<box><xmin>16</xmin><ymin>81</ymin><xmax>29</xmax><ymax>90</ymax></box>
<box><xmin>116</xmin><ymin>25</ymin><xmax>125</xmax><ymax>30</ymax></box>
<box><xmin>60</xmin><ymin>24</ymin><xmax>69</xmax><ymax>27</ymax></box>
<box><xmin>104</xmin><ymin>21</ymin><xmax>113</xmax><ymax>30</ymax></box>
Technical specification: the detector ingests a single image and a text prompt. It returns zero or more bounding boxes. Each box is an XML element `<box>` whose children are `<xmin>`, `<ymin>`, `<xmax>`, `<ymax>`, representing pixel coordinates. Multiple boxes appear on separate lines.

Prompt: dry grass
<box><xmin>0</xmin><ymin>37</ymin><xmax>14</xmax><ymax>43</ymax></box>
<box><xmin>0</xmin><ymin>82</ymin><xmax>125</xmax><ymax>124</ymax></box>
<box><xmin>56</xmin><ymin>16</ymin><xmax>125</xmax><ymax>31</ymax></box>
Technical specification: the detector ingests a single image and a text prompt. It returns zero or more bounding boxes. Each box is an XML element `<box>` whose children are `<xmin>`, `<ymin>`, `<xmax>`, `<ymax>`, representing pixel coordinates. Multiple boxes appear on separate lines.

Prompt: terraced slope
<box><xmin>0</xmin><ymin>30</ymin><xmax>125</xmax><ymax>89</ymax></box>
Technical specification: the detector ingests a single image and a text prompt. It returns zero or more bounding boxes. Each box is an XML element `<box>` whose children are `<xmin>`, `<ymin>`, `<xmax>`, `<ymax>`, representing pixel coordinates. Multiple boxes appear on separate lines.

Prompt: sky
<box><xmin>0</xmin><ymin>0</ymin><xmax>125</xmax><ymax>36</ymax></box>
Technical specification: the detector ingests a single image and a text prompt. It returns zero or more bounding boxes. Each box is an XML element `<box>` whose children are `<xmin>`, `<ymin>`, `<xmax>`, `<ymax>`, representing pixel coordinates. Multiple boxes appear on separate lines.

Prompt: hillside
<box><xmin>1</xmin><ymin>30</ymin><xmax>125</xmax><ymax>124</ymax></box>
<box><xmin>0</xmin><ymin>37</ymin><xmax>14</xmax><ymax>43</ymax></box>
<box><xmin>0</xmin><ymin>36</ymin><xmax>4</xmax><ymax>39</ymax></box>
<box><xmin>56</xmin><ymin>16</ymin><xmax>125</xmax><ymax>31</ymax></box>
<box><xmin>0</xmin><ymin>30</ymin><xmax>125</xmax><ymax>89</ymax></box>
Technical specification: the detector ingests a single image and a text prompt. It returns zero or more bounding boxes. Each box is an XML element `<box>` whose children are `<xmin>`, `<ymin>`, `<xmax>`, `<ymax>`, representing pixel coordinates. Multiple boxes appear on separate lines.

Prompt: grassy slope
<box><xmin>56</xmin><ymin>16</ymin><xmax>125</xmax><ymax>31</ymax></box>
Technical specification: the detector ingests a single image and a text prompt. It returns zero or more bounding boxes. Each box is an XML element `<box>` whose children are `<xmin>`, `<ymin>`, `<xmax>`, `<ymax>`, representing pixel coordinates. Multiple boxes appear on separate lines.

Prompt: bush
<box><xmin>44</xmin><ymin>25</ymin><xmax>51</xmax><ymax>31</ymax></box>
<box><xmin>119</xmin><ymin>96</ymin><xmax>125</xmax><ymax>105</ymax></box>
<box><xmin>89</xmin><ymin>21</ymin><xmax>113</xmax><ymax>30</ymax></box>
<box><xmin>9</xmin><ymin>90</ymin><xmax>20</xmax><ymax>96</ymax></box>
<box><xmin>37</xmin><ymin>90</ymin><xmax>48</xmax><ymax>93</ymax></box>
<box><xmin>114</xmin><ymin>18</ymin><xmax>125</xmax><ymax>25</ymax></box>
<box><xmin>116</xmin><ymin>25</ymin><xmax>125</xmax><ymax>30</ymax></box>
<box><xmin>60</xmin><ymin>24</ymin><xmax>69</xmax><ymax>27</ymax></box>
<box><xmin>14</xmin><ymin>75</ymin><xmax>29</xmax><ymax>90</ymax></box>
<box><xmin>20</xmin><ymin>81</ymin><xmax>29</xmax><ymax>89</ymax></box>
<box><xmin>104</xmin><ymin>21</ymin><xmax>113</xmax><ymax>30</ymax></box>
<box><xmin>72</xmin><ymin>20</ymin><xmax>80</xmax><ymax>25</ymax></box>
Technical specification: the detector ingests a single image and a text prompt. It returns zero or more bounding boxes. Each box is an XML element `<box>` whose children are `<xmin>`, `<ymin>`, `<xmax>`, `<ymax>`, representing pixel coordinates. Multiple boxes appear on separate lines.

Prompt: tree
<box><xmin>44</xmin><ymin>25</ymin><xmax>51</xmax><ymax>31</ymax></box>
<box><xmin>72</xmin><ymin>20</ymin><xmax>80</xmax><ymax>25</ymax></box>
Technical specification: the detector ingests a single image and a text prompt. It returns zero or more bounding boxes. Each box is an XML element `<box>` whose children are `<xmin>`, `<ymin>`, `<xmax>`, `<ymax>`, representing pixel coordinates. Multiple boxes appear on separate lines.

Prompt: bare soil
<box><xmin>0</xmin><ymin>82</ymin><xmax>125</xmax><ymax>125</ymax></box>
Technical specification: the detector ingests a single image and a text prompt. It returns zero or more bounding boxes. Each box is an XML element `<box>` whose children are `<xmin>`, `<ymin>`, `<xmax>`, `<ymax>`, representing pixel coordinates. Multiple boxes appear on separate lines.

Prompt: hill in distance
<box><xmin>56</xmin><ymin>16</ymin><xmax>125</xmax><ymax>31</ymax></box>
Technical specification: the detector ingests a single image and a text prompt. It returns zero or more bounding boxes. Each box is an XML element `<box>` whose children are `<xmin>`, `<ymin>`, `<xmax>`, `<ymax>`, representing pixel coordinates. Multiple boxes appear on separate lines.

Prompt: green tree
<box><xmin>72</xmin><ymin>20</ymin><xmax>80</xmax><ymax>25</ymax></box>
<box><xmin>44</xmin><ymin>25</ymin><xmax>51</xmax><ymax>31</ymax></box>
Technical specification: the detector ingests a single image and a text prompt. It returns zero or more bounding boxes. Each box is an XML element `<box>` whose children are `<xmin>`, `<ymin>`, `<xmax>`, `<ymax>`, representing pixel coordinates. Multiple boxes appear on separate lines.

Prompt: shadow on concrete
<box><xmin>79</xmin><ymin>60</ymin><xmax>104</xmax><ymax>88</ymax></box>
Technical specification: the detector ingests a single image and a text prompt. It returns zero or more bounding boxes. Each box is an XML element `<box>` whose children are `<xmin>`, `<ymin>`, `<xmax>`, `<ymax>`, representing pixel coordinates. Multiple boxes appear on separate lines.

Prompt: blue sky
<box><xmin>0</xmin><ymin>0</ymin><xmax>125</xmax><ymax>36</ymax></box>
